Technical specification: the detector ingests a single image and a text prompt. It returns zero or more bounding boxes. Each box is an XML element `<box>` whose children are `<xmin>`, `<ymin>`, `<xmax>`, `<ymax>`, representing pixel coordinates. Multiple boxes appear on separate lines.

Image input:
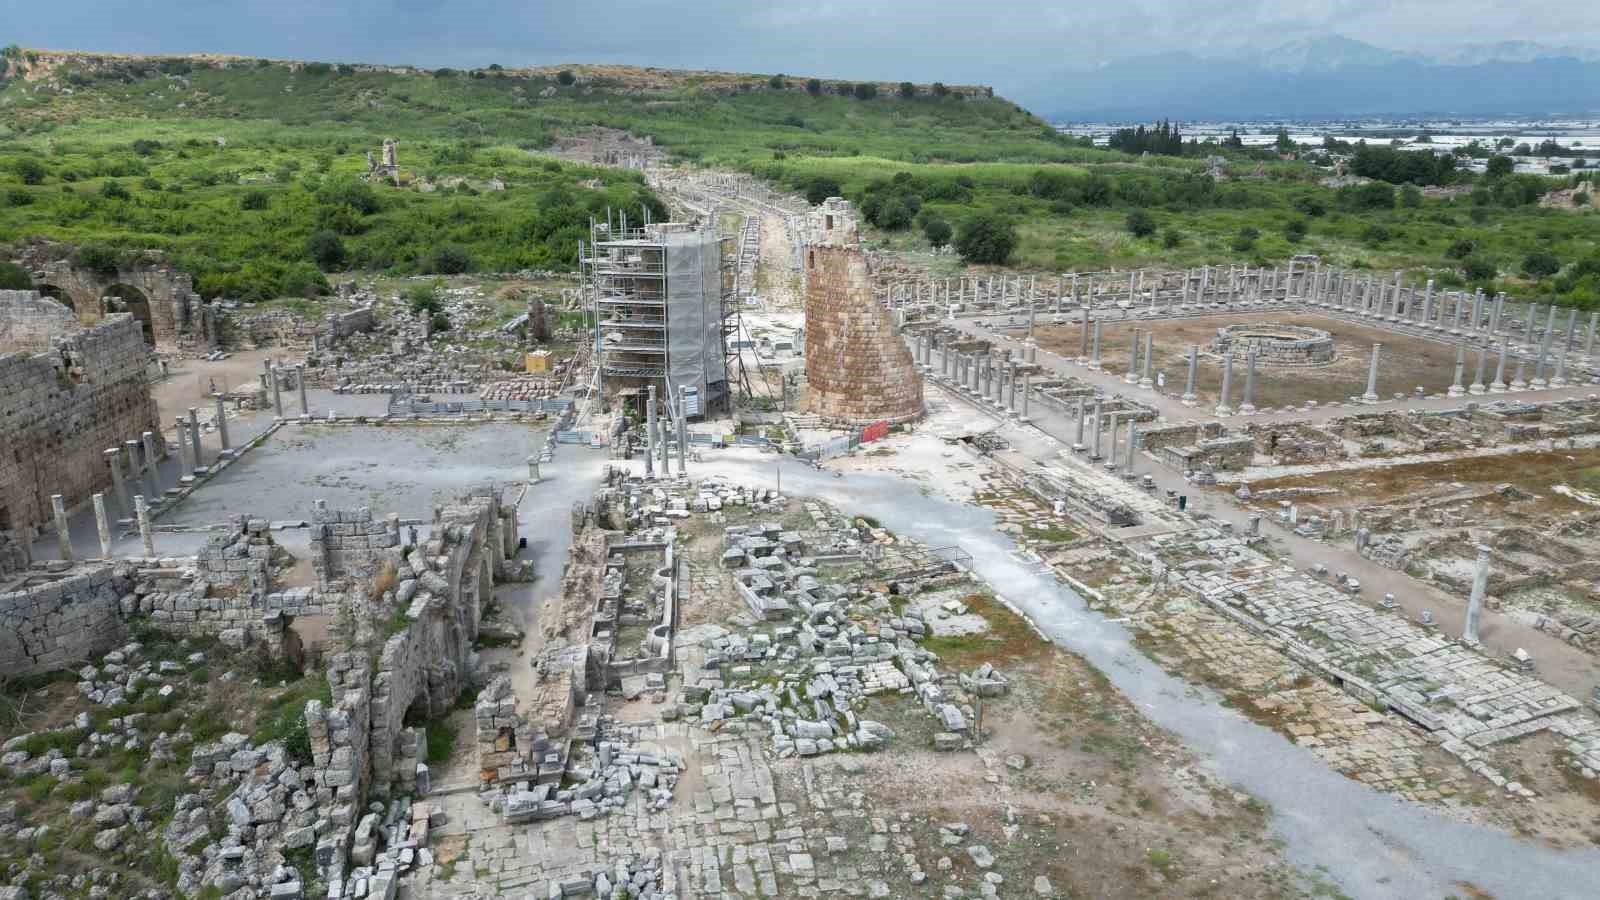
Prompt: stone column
<box><xmin>214</xmin><ymin>395</ymin><xmax>231</xmax><ymax>452</ymax></box>
<box><xmin>1239</xmin><ymin>348</ymin><xmax>1258</xmax><ymax>415</ymax></box>
<box><xmin>1125</xmin><ymin>422</ymin><xmax>1138</xmax><ymax>472</ymax></box>
<box><xmin>1181</xmin><ymin>345</ymin><xmax>1198</xmax><ymax>406</ymax></box>
<box><xmin>1463</xmin><ymin>545</ymin><xmax>1490</xmax><ymax>646</ymax></box>
<box><xmin>1511</xmin><ymin>354</ymin><xmax>1528</xmax><ymax>391</ymax></box>
<box><xmin>1078</xmin><ymin>305</ymin><xmax>1090</xmax><ymax>363</ymax></box>
<box><xmin>1020</xmin><ymin>374</ymin><xmax>1031</xmax><ymax>421</ymax></box>
<box><xmin>1469</xmin><ymin>347</ymin><xmax>1487</xmax><ymax>395</ymax></box>
<box><xmin>93</xmin><ymin>493</ymin><xmax>111</xmax><ymax>559</ymax></box>
<box><xmin>1420</xmin><ymin>280</ymin><xmax>1434</xmax><ymax>329</ymax></box>
<box><xmin>1530</xmin><ymin>336</ymin><xmax>1549</xmax><ymax>389</ymax></box>
<box><xmin>1139</xmin><ymin>331</ymin><xmax>1154</xmax><ymax>389</ymax></box>
<box><xmin>141</xmin><ymin>431</ymin><xmax>162</xmax><ymax>498</ymax></box>
<box><xmin>1552</xmin><ymin>345</ymin><xmax>1569</xmax><ymax>387</ymax></box>
<box><xmin>135</xmin><ymin>495</ymin><xmax>154</xmax><ymax>558</ymax></box>
<box><xmin>1361</xmin><ymin>344</ymin><xmax>1382</xmax><ymax>403</ymax></box>
<box><xmin>1564</xmin><ymin>308</ymin><xmax>1579</xmax><ymax>353</ymax></box>
<box><xmin>1525</xmin><ymin>303</ymin><xmax>1538</xmax><ymax>348</ymax></box>
<box><xmin>1451</xmin><ymin>292</ymin><xmax>1465</xmax><ymax>333</ymax></box>
<box><xmin>644</xmin><ymin>386</ymin><xmax>656</xmax><ymax>478</ymax></box>
<box><xmin>1006</xmin><ymin>361</ymin><xmax>1018</xmax><ymax>413</ymax></box>
<box><xmin>1586</xmin><ymin>312</ymin><xmax>1598</xmax><ymax>362</ymax></box>
<box><xmin>299</xmin><ymin>365</ymin><xmax>310</xmax><ymax>414</ymax></box>
<box><xmin>105</xmin><ymin>448</ymin><xmax>130</xmax><ymax>519</ymax></box>
<box><xmin>1448</xmin><ymin>344</ymin><xmax>1467</xmax><ymax>396</ymax></box>
<box><xmin>1490</xmin><ymin>293</ymin><xmax>1504</xmax><ymax>335</ymax></box>
<box><xmin>1491</xmin><ymin>341</ymin><xmax>1509</xmax><ymax>392</ymax></box>
<box><xmin>1125</xmin><ymin>330</ymin><xmax>1140</xmax><ymax>384</ymax></box>
<box><xmin>677</xmin><ymin>385</ymin><xmax>689</xmax><ymax>476</ymax></box>
<box><xmin>1107</xmin><ymin>414</ymin><xmax>1120</xmax><ymax>468</ymax></box>
<box><xmin>271</xmin><ymin>367</ymin><xmax>284</xmax><ymax>418</ymax></box>
<box><xmin>1215</xmin><ymin>354</ymin><xmax>1234</xmax><ymax>416</ymax></box>
<box><xmin>1469</xmin><ymin>290</ymin><xmax>1483</xmax><ymax>335</ymax></box>
<box><xmin>174</xmin><ymin>419</ymin><xmax>193</xmax><ymax>477</ymax></box>
<box><xmin>1545</xmin><ymin>303</ymin><xmax>1560</xmax><ymax>343</ymax></box>
<box><xmin>51</xmin><ymin>494</ymin><xmax>72</xmax><ymax>562</ymax></box>
<box><xmin>1090</xmin><ymin>400</ymin><xmax>1104</xmax><ymax>459</ymax></box>
<box><xmin>1090</xmin><ymin>320</ymin><xmax>1102</xmax><ymax>369</ymax></box>
<box><xmin>188</xmin><ymin>407</ymin><xmax>203</xmax><ymax>471</ymax></box>
<box><xmin>1074</xmin><ymin>397</ymin><xmax>1087</xmax><ymax>449</ymax></box>
<box><xmin>526</xmin><ymin>455</ymin><xmax>541</xmax><ymax>483</ymax></box>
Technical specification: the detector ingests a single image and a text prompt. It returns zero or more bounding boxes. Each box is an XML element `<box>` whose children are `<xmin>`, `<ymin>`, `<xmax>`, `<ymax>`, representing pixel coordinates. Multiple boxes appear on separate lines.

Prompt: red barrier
<box><xmin>861</xmin><ymin>420</ymin><xmax>890</xmax><ymax>443</ymax></box>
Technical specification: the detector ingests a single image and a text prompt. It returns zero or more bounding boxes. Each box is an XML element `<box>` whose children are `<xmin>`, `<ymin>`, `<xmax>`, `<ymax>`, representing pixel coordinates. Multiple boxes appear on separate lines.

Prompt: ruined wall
<box><xmin>0</xmin><ymin>563</ymin><xmax>131</xmax><ymax>675</ymax></box>
<box><xmin>324</xmin><ymin>304</ymin><xmax>377</xmax><ymax>344</ymax></box>
<box><xmin>0</xmin><ymin>292</ymin><xmax>161</xmax><ymax>535</ymax></box>
<box><xmin>18</xmin><ymin>247</ymin><xmax>200</xmax><ymax>347</ymax></box>
<box><xmin>802</xmin><ymin>199</ymin><xmax>923</xmax><ymax>424</ymax></box>
<box><xmin>310</xmin><ymin>502</ymin><xmax>405</xmax><ymax>590</ymax></box>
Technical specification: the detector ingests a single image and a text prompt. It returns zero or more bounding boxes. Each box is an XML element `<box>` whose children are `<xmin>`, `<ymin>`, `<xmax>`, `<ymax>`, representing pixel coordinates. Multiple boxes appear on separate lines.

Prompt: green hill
<box><xmin>1</xmin><ymin>48</ymin><xmax>1597</xmax><ymax>307</ymax></box>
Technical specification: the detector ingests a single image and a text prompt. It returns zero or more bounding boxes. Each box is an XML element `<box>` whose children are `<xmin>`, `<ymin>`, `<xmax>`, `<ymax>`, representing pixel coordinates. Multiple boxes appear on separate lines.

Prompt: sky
<box><xmin>4</xmin><ymin>0</ymin><xmax>1599</xmax><ymax>98</ymax></box>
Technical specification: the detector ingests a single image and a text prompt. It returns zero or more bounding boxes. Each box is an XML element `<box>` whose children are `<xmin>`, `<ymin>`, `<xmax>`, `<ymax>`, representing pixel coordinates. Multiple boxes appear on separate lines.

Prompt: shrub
<box><xmin>1292</xmin><ymin>194</ymin><xmax>1326</xmax><ymax>217</ymax></box>
<box><xmin>932</xmin><ymin>82</ymin><xmax>949</xmax><ymax>97</ymax></box>
<box><xmin>13</xmin><ymin>157</ymin><xmax>46</xmax><ymax>185</ymax></box>
<box><xmin>852</xmin><ymin>82</ymin><xmax>878</xmax><ymax>100</ymax></box>
<box><xmin>805</xmin><ymin>78</ymin><xmax>822</xmax><ymax>95</ymax></box>
<box><xmin>1523</xmin><ymin>251</ymin><xmax>1562</xmax><ymax>279</ymax></box>
<box><xmin>430</xmin><ymin>312</ymin><xmax>451</xmax><ymax>333</ymax></box>
<box><xmin>99</xmin><ymin>179</ymin><xmax>129</xmax><ymax>200</ymax></box>
<box><xmin>240</xmin><ymin>189</ymin><xmax>270</xmax><ymax>211</ymax></box>
<box><xmin>1398</xmin><ymin>185</ymin><xmax>1422</xmax><ymax>208</ymax></box>
<box><xmin>305</xmin><ymin>230</ymin><xmax>347</xmax><ymax>270</ymax></box>
<box><xmin>1445</xmin><ymin>238</ymin><xmax>1476</xmax><ymax>260</ymax></box>
<box><xmin>921</xmin><ymin>216</ymin><xmax>952</xmax><ymax>247</ymax></box>
<box><xmin>317</xmin><ymin>178</ymin><xmax>378</xmax><ymax>215</ymax></box>
<box><xmin>802</xmin><ymin>176</ymin><xmax>841</xmax><ymax>206</ymax></box>
<box><xmin>768</xmin><ymin>74</ymin><xmax>785</xmax><ymax>89</ymax></box>
<box><xmin>73</xmin><ymin>244</ymin><xmax>124</xmax><ymax>278</ymax></box>
<box><xmin>1162</xmin><ymin>228</ymin><xmax>1182</xmax><ymax>249</ymax></box>
<box><xmin>1462</xmin><ymin>256</ymin><xmax>1498</xmax><ymax>282</ymax></box>
<box><xmin>898</xmin><ymin>81</ymin><xmax>916</xmax><ymax>98</ymax></box>
<box><xmin>406</xmin><ymin>282</ymin><xmax>441</xmax><ymax>315</ymax></box>
<box><xmin>302</xmin><ymin>62</ymin><xmax>331</xmax><ymax>76</ymax></box>
<box><xmin>4</xmin><ymin>188</ymin><xmax>32</xmax><ymax>207</ymax></box>
<box><xmin>0</xmin><ymin>260</ymin><xmax>32</xmax><ymax>290</ymax></box>
<box><xmin>1485</xmin><ymin>155</ymin><xmax>1513</xmax><ymax>178</ymax></box>
<box><xmin>556</xmin><ymin>70</ymin><xmax>576</xmax><ymax>86</ymax></box>
<box><xmin>1283</xmin><ymin>219</ymin><xmax>1308</xmax><ymax>242</ymax></box>
<box><xmin>954</xmin><ymin>213</ymin><xmax>1017</xmax><ymax>265</ymax></box>
<box><xmin>1124</xmin><ymin>210</ymin><xmax>1156</xmax><ymax>238</ymax></box>
<box><xmin>430</xmin><ymin>245</ymin><xmax>472</xmax><ymax>275</ymax></box>
<box><xmin>1230</xmin><ymin>226</ymin><xmax>1259</xmax><ymax>253</ymax></box>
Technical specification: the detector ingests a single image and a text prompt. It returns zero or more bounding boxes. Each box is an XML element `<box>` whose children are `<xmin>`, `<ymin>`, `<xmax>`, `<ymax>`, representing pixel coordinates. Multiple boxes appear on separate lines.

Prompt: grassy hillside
<box><xmin>1</xmin><ymin>49</ymin><xmax>1597</xmax><ymax>307</ymax></box>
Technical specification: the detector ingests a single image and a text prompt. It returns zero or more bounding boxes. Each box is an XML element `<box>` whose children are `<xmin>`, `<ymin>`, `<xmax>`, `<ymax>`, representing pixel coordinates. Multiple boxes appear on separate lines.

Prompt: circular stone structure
<box><xmin>1211</xmin><ymin>323</ymin><xmax>1336</xmax><ymax>366</ymax></box>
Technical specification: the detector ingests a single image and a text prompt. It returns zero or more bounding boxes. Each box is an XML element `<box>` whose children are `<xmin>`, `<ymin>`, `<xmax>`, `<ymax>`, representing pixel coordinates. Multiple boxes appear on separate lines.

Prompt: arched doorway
<box><xmin>102</xmin><ymin>284</ymin><xmax>153</xmax><ymax>344</ymax></box>
<box><xmin>34</xmin><ymin>283</ymin><xmax>71</xmax><ymax>310</ymax></box>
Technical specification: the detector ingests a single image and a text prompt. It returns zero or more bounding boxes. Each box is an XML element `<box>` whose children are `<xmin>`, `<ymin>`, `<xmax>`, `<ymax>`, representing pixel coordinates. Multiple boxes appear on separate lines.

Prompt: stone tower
<box><xmin>801</xmin><ymin>199</ymin><xmax>923</xmax><ymax>424</ymax></box>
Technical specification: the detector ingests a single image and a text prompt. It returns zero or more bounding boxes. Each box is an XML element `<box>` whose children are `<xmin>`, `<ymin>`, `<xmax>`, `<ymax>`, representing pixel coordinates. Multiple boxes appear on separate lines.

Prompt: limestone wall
<box><xmin>0</xmin><ymin>563</ymin><xmax>131</xmax><ymax>675</ymax></box>
<box><xmin>325</xmin><ymin>305</ymin><xmax>377</xmax><ymax>343</ymax></box>
<box><xmin>801</xmin><ymin>200</ymin><xmax>923</xmax><ymax>424</ymax></box>
<box><xmin>310</xmin><ymin>502</ymin><xmax>404</xmax><ymax>590</ymax></box>
<box><xmin>0</xmin><ymin>292</ymin><xmax>161</xmax><ymax>535</ymax></box>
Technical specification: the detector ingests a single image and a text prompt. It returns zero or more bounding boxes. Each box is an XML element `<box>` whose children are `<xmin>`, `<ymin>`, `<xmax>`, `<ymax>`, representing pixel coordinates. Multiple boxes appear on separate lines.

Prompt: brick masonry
<box><xmin>0</xmin><ymin>290</ymin><xmax>162</xmax><ymax>536</ymax></box>
<box><xmin>802</xmin><ymin>200</ymin><xmax>923</xmax><ymax>425</ymax></box>
<box><xmin>0</xmin><ymin>563</ymin><xmax>132</xmax><ymax>675</ymax></box>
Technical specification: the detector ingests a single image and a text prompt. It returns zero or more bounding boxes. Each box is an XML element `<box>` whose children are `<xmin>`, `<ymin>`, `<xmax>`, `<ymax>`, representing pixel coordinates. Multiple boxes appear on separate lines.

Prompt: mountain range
<box><xmin>1022</xmin><ymin>36</ymin><xmax>1600</xmax><ymax>121</ymax></box>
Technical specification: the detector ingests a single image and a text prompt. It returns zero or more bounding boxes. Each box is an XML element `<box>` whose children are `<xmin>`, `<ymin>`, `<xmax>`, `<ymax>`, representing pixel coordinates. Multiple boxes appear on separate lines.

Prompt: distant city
<box><xmin>1057</xmin><ymin>118</ymin><xmax>1600</xmax><ymax>174</ymax></box>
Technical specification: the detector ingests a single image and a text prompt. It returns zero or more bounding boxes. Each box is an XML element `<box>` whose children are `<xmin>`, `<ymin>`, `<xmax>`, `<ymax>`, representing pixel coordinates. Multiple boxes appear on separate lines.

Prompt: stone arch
<box><xmin>33</xmin><ymin>283</ymin><xmax>70</xmax><ymax>309</ymax></box>
<box><xmin>102</xmin><ymin>284</ymin><xmax>155</xmax><ymax>345</ymax></box>
<box><xmin>16</xmin><ymin>248</ymin><xmax>200</xmax><ymax>348</ymax></box>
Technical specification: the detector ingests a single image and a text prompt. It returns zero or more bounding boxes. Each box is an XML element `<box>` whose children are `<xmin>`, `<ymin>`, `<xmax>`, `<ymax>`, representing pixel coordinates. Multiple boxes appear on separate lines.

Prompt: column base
<box><xmin>1238</xmin><ymin>403</ymin><xmax>1257</xmax><ymax>415</ymax></box>
<box><xmin>1510</xmin><ymin>379</ymin><xmax>1528</xmax><ymax>391</ymax></box>
<box><xmin>1360</xmin><ymin>393</ymin><xmax>1379</xmax><ymax>404</ymax></box>
<box><xmin>1468</xmin><ymin>384</ymin><xmax>1486</xmax><ymax>395</ymax></box>
<box><xmin>1214</xmin><ymin>405</ymin><xmax>1233</xmax><ymax>417</ymax></box>
<box><xmin>1138</xmin><ymin>377</ymin><xmax>1153</xmax><ymax>389</ymax></box>
<box><xmin>1530</xmin><ymin>378</ymin><xmax>1548</xmax><ymax>390</ymax></box>
<box><xmin>1489</xmin><ymin>382</ymin><xmax>1508</xmax><ymax>393</ymax></box>
<box><xmin>1447</xmin><ymin>385</ymin><xmax>1466</xmax><ymax>397</ymax></box>
<box><xmin>1180</xmin><ymin>394</ymin><xmax>1197</xmax><ymax>407</ymax></box>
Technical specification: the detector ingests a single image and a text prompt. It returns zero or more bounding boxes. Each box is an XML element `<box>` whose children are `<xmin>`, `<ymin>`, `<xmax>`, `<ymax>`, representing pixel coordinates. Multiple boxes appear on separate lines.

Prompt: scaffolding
<box><xmin>583</xmin><ymin>212</ymin><xmax>733</xmax><ymax>418</ymax></box>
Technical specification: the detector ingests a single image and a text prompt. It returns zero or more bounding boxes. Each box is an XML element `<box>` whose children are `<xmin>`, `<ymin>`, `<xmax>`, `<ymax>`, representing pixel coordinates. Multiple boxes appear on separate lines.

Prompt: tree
<box><xmin>921</xmin><ymin>216</ymin><xmax>952</xmax><ymax>248</ymax></box>
<box><xmin>802</xmin><ymin>176</ymin><xmax>841</xmax><ymax>206</ymax></box>
<box><xmin>1292</xmin><ymin>194</ymin><xmax>1327</xmax><ymax>217</ymax></box>
<box><xmin>931</xmin><ymin>82</ymin><xmax>949</xmax><ymax>97</ymax></box>
<box><xmin>305</xmin><ymin>230</ymin><xmax>347</xmax><ymax>270</ymax></box>
<box><xmin>806</xmin><ymin>78</ymin><xmax>822</xmax><ymax>96</ymax></box>
<box><xmin>852</xmin><ymin>82</ymin><xmax>878</xmax><ymax>100</ymax></box>
<box><xmin>1124</xmin><ymin>210</ymin><xmax>1156</xmax><ymax>238</ymax></box>
<box><xmin>556</xmin><ymin>70</ymin><xmax>576</xmax><ymax>86</ymax></box>
<box><xmin>1523</xmin><ymin>251</ymin><xmax>1562</xmax><ymax>279</ymax></box>
<box><xmin>1283</xmin><ymin>219</ymin><xmax>1308</xmax><ymax>242</ymax></box>
<box><xmin>1398</xmin><ymin>185</ymin><xmax>1422</xmax><ymax>208</ymax></box>
<box><xmin>100</xmin><ymin>179</ymin><xmax>130</xmax><ymax>200</ymax></box>
<box><xmin>1274</xmin><ymin>127</ymin><xmax>1295</xmax><ymax>153</ymax></box>
<box><xmin>0</xmin><ymin>261</ymin><xmax>32</xmax><ymax>290</ymax></box>
<box><xmin>953</xmin><ymin>213</ymin><xmax>1017</xmax><ymax>265</ymax></box>
<box><xmin>876</xmin><ymin>198</ymin><xmax>913</xmax><ymax>230</ymax></box>
<box><xmin>898</xmin><ymin>81</ymin><xmax>916</xmax><ymax>99</ymax></box>
<box><xmin>1446</xmin><ymin>238</ymin><xmax>1476</xmax><ymax>260</ymax></box>
<box><xmin>14</xmin><ymin>157</ymin><xmax>46</xmax><ymax>185</ymax></box>
<box><xmin>407</xmin><ymin>283</ymin><xmax>441</xmax><ymax>316</ymax></box>
<box><xmin>1485</xmin><ymin>155</ymin><xmax>1514</xmax><ymax>178</ymax></box>
<box><xmin>768</xmin><ymin>74</ymin><xmax>785</xmax><ymax>89</ymax></box>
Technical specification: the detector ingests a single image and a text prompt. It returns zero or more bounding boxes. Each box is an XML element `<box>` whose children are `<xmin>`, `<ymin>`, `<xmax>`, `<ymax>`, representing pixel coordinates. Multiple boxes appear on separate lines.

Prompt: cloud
<box><xmin>4</xmin><ymin>0</ymin><xmax>1596</xmax><ymax>97</ymax></box>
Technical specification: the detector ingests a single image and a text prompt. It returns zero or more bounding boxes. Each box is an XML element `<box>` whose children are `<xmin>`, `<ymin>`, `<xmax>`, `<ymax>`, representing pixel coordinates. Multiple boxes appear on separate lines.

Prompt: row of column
<box><xmin>921</xmin><ymin>336</ymin><xmax>1033</xmax><ymax>422</ymax></box>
